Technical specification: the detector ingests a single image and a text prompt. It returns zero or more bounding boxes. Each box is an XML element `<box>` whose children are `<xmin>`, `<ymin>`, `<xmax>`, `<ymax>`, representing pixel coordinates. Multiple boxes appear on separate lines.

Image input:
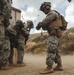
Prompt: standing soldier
<box><xmin>9</xmin><ymin>20</ymin><xmax>25</xmax><ymax>67</ymax></box>
<box><xmin>0</xmin><ymin>0</ymin><xmax>12</xmax><ymax>70</ymax></box>
<box><xmin>9</xmin><ymin>20</ymin><xmax>26</xmax><ymax>67</ymax></box>
<box><xmin>8</xmin><ymin>20</ymin><xmax>34</xmax><ymax>67</ymax></box>
<box><xmin>6</xmin><ymin>25</ymin><xmax>17</xmax><ymax>66</ymax></box>
<box><xmin>36</xmin><ymin>2</ymin><xmax>67</xmax><ymax>74</ymax></box>
<box><xmin>24</xmin><ymin>20</ymin><xmax>34</xmax><ymax>44</ymax></box>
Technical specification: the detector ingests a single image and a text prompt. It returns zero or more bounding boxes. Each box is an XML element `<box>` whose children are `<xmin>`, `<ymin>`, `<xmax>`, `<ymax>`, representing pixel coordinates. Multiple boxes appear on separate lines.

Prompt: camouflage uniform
<box><xmin>22</xmin><ymin>23</ymin><xmax>29</xmax><ymax>44</ymax></box>
<box><xmin>36</xmin><ymin>2</ymin><xmax>63</xmax><ymax>74</ymax></box>
<box><xmin>0</xmin><ymin>14</ymin><xmax>5</xmax><ymax>67</ymax></box>
<box><xmin>1</xmin><ymin>35</ymin><xmax>10</xmax><ymax>66</ymax></box>
<box><xmin>23</xmin><ymin>20</ymin><xmax>34</xmax><ymax>44</ymax></box>
<box><xmin>8</xmin><ymin>20</ymin><xmax>25</xmax><ymax>65</ymax></box>
<box><xmin>36</xmin><ymin>10</ymin><xmax>62</xmax><ymax>67</ymax></box>
<box><xmin>0</xmin><ymin>0</ymin><xmax>12</xmax><ymax>69</ymax></box>
<box><xmin>42</xmin><ymin>11</ymin><xmax>62</xmax><ymax>67</ymax></box>
<box><xmin>6</xmin><ymin>25</ymin><xmax>17</xmax><ymax>64</ymax></box>
<box><xmin>15</xmin><ymin>20</ymin><xmax>33</xmax><ymax>64</ymax></box>
<box><xmin>46</xmin><ymin>35</ymin><xmax>61</xmax><ymax>67</ymax></box>
<box><xmin>3</xmin><ymin>0</ymin><xmax>12</xmax><ymax>27</ymax></box>
<box><xmin>16</xmin><ymin>34</ymin><xmax>25</xmax><ymax>64</ymax></box>
<box><xmin>8</xmin><ymin>20</ymin><xmax>34</xmax><ymax>65</ymax></box>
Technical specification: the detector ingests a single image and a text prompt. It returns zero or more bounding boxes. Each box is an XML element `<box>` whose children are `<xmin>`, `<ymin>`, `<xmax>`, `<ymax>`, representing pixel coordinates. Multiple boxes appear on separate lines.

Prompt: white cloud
<box><xmin>12</xmin><ymin>0</ymin><xmax>63</xmax><ymax>23</ymax></box>
<box><xmin>21</xmin><ymin>9</ymin><xmax>37</xmax><ymax>22</ymax></box>
<box><xmin>33</xmin><ymin>30</ymin><xmax>42</xmax><ymax>34</ymax></box>
<box><xmin>32</xmin><ymin>29</ymin><xmax>46</xmax><ymax>34</ymax></box>
<box><xmin>12</xmin><ymin>0</ymin><xmax>74</xmax><ymax>33</ymax></box>
<box><xmin>27</xmin><ymin>7</ymin><xmax>34</xmax><ymax>13</ymax></box>
<box><xmin>65</xmin><ymin>1</ymin><xmax>74</xmax><ymax>28</ymax></box>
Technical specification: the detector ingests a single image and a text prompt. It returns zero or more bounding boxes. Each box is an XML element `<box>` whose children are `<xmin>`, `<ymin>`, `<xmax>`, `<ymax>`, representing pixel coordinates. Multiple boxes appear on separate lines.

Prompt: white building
<box><xmin>10</xmin><ymin>7</ymin><xmax>21</xmax><ymax>25</ymax></box>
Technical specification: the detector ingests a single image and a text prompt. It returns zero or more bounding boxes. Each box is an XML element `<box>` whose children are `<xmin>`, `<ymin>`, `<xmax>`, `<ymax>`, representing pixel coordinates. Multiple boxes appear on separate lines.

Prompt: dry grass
<box><xmin>59</xmin><ymin>28</ymin><xmax>74</xmax><ymax>54</ymax></box>
<box><xmin>25</xmin><ymin>33</ymin><xmax>48</xmax><ymax>54</ymax></box>
<box><xmin>26</xmin><ymin>28</ymin><xmax>74</xmax><ymax>55</ymax></box>
<box><xmin>25</xmin><ymin>42</ymin><xmax>47</xmax><ymax>54</ymax></box>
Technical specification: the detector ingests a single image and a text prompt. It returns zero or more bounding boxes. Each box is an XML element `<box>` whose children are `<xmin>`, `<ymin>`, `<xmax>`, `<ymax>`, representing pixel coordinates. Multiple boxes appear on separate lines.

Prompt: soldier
<box><xmin>0</xmin><ymin>0</ymin><xmax>12</xmax><ymax>70</ymax></box>
<box><xmin>8</xmin><ymin>20</ymin><xmax>34</xmax><ymax>67</ymax></box>
<box><xmin>36</xmin><ymin>2</ymin><xmax>65</xmax><ymax>74</ymax></box>
<box><xmin>8</xmin><ymin>20</ymin><xmax>25</xmax><ymax>67</ymax></box>
<box><xmin>7</xmin><ymin>25</ymin><xmax>17</xmax><ymax>66</ymax></box>
<box><xmin>24</xmin><ymin>20</ymin><xmax>34</xmax><ymax>44</ymax></box>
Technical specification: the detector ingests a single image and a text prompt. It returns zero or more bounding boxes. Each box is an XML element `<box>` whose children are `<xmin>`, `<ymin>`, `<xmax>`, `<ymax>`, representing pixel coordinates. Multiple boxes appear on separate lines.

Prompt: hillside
<box><xmin>25</xmin><ymin>28</ymin><xmax>74</xmax><ymax>54</ymax></box>
<box><xmin>25</xmin><ymin>32</ymin><xmax>48</xmax><ymax>54</ymax></box>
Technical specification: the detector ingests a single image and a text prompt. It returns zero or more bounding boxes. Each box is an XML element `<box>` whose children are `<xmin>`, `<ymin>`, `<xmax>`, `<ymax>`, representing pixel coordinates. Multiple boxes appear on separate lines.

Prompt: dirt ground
<box><xmin>0</xmin><ymin>54</ymin><xmax>74</xmax><ymax>75</ymax></box>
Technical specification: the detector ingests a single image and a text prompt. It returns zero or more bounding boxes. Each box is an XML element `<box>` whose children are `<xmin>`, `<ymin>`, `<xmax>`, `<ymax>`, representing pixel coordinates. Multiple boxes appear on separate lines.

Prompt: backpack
<box><xmin>60</xmin><ymin>15</ymin><xmax>68</xmax><ymax>30</ymax></box>
<box><xmin>54</xmin><ymin>10</ymin><xmax>68</xmax><ymax>30</ymax></box>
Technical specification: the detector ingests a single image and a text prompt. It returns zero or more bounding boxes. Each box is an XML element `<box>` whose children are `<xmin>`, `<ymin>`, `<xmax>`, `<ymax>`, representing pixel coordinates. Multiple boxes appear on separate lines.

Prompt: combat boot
<box><xmin>54</xmin><ymin>63</ymin><xmax>63</xmax><ymax>71</ymax></box>
<box><xmin>39</xmin><ymin>66</ymin><xmax>54</xmax><ymax>74</ymax></box>
<box><xmin>16</xmin><ymin>62</ymin><xmax>26</xmax><ymax>67</ymax></box>
<box><xmin>9</xmin><ymin>64</ymin><xmax>15</xmax><ymax>67</ymax></box>
<box><xmin>1</xmin><ymin>65</ymin><xmax>12</xmax><ymax>70</ymax></box>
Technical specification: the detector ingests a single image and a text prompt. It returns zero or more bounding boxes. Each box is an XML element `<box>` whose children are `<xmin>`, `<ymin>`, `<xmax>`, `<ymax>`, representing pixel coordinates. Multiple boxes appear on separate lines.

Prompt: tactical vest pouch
<box><xmin>60</xmin><ymin>15</ymin><xmax>68</xmax><ymax>30</ymax></box>
<box><xmin>48</xmin><ymin>19</ymin><xmax>62</xmax><ymax>29</ymax></box>
<box><xmin>42</xmin><ymin>19</ymin><xmax>62</xmax><ymax>30</ymax></box>
<box><xmin>42</xmin><ymin>26</ymin><xmax>47</xmax><ymax>30</ymax></box>
<box><xmin>49</xmin><ymin>29</ymin><xmax>56</xmax><ymax>35</ymax></box>
<box><xmin>53</xmin><ymin>10</ymin><xmax>68</xmax><ymax>30</ymax></box>
<box><xmin>56</xmin><ymin>29</ymin><xmax>62</xmax><ymax>38</ymax></box>
<box><xmin>49</xmin><ymin>28</ymin><xmax>62</xmax><ymax>38</ymax></box>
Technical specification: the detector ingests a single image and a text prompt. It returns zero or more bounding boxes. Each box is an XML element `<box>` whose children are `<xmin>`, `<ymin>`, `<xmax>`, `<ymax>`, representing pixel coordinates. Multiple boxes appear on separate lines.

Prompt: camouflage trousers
<box><xmin>0</xmin><ymin>25</ymin><xmax>5</xmax><ymax>67</ymax></box>
<box><xmin>1</xmin><ymin>36</ymin><xmax>10</xmax><ymax>66</ymax></box>
<box><xmin>46</xmin><ymin>35</ymin><xmax>62</xmax><ymax>67</ymax></box>
<box><xmin>17</xmin><ymin>35</ymin><xmax>25</xmax><ymax>63</ymax></box>
<box><xmin>8</xmin><ymin>44</ymin><xmax>14</xmax><ymax>64</ymax></box>
<box><xmin>9</xmin><ymin>35</ymin><xmax>25</xmax><ymax>64</ymax></box>
<box><xmin>0</xmin><ymin>25</ymin><xmax>10</xmax><ymax>67</ymax></box>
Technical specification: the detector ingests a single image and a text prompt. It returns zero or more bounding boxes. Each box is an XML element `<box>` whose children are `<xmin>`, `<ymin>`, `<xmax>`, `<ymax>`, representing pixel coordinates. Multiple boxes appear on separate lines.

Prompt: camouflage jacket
<box><xmin>3</xmin><ymin>0</ymin><xmax>12</xmax><ymax>17</ymax></box>
<box><xmin>0</xmin><ymin>0</ymin><xmax>12</xmax><ymax>27</ymax></box>
<box><xmin>41</xmin><ymin>10</ymin><xmax>60</xmax><ymax>30</ymax></box>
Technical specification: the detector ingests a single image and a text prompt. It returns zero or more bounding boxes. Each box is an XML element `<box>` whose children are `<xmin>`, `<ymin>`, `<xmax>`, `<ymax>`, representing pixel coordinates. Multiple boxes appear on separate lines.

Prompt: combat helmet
<box><xmin>16</xmin><ymin>20</ymin><xmax>24</xmax><ymax>28</ymax></box>
<box><xmin>40</xmin><ymin>2</ymin><xmax>51</xmax><ymax>11</ymax></box>
<box><xmin>27</xmin><ymin>20</ymin><xmax>34</xmax><ymax>28</ymax></box>
<box><xmin>16</xmin><ymin>20</ymin><xmax>23</xmax><ymax>25</ymax></box>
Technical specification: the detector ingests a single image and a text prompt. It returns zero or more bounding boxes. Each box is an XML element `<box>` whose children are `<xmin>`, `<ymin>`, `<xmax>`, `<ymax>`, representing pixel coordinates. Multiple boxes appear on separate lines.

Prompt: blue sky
<box><xmin>21</xmin><ymin>5</ymin><xmax>28</xmax><ymax>11</ymax></box>
<box><xmin>12</xmin><ymin>0</ymin><xmax>74</xmax><ymax>34</ymax></box>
